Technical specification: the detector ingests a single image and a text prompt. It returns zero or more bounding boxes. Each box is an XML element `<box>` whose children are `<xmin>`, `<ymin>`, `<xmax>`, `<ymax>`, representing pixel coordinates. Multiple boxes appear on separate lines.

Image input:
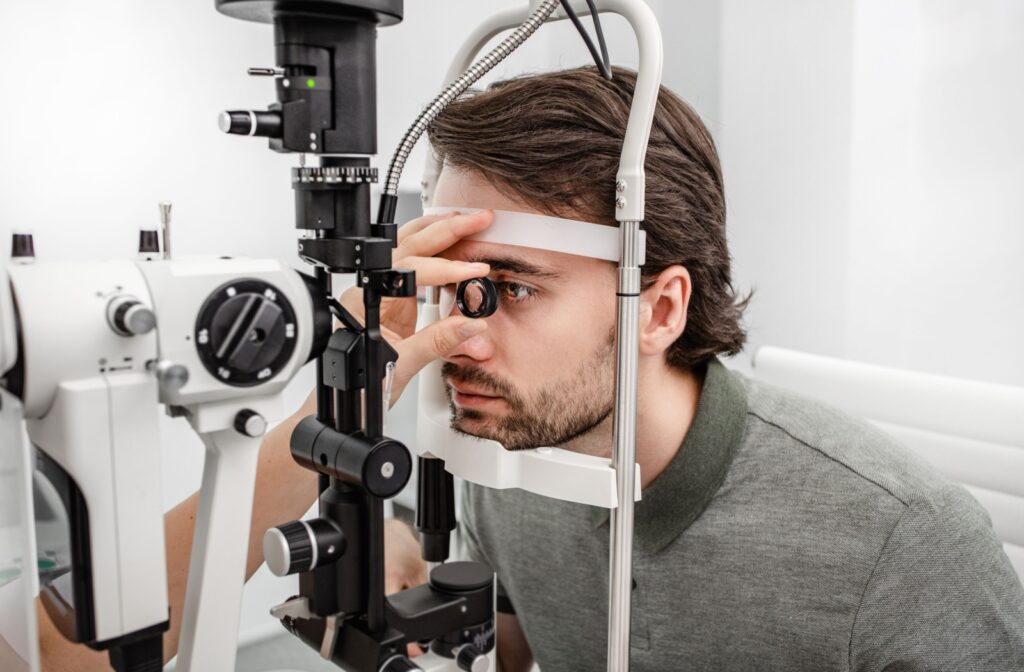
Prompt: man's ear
<box><xmin>639</xmin><ymin>265</ymin><xmax>692</xmax><ymax>358</ymax></box>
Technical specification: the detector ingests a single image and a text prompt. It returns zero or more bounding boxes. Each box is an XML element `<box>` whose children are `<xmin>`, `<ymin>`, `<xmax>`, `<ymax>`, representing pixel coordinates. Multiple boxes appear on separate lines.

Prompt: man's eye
<box><xmin>496</xmin><ymin>281</ymin><xmax>537</xmax><ymax>304</ymax></box>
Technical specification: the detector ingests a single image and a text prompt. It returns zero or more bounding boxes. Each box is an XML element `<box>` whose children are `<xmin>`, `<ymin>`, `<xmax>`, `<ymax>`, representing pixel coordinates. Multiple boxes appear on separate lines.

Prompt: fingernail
<box><xmin>458</xmin><ymin>320</ymin><xmax>487</xmax><ymax>338</ymax></box>
<box><xmin>466</xmin><ymin>262</ymin><xmax>490</xmax><ymax>272</ymax></box>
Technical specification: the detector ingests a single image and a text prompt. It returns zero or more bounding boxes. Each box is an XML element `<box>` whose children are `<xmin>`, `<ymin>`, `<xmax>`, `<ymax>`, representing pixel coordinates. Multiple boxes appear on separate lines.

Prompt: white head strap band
<box><xmin>423</xmin><ymin>206</ymin><xmax>646</xmax><ymax>265</ymax></box>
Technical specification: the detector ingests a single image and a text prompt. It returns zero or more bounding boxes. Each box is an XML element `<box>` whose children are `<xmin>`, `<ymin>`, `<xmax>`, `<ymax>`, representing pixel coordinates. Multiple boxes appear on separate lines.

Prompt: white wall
<box><xmin>846</xmin><ymin>0</ymin><xmax>1024</xmax><ymax>385</ymax></box>
<box><xmin>715</xmin><ymin>0</ymin><xmax>1023</xmax><ymax>387</ymax></box>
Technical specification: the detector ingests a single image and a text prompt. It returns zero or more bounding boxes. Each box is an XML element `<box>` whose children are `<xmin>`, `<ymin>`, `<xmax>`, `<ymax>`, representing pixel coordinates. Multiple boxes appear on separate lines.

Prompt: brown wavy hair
<box><xmin>427</xmin><ymin>66</ymin><xmax>749</xmax><ymax>370</ymax></box>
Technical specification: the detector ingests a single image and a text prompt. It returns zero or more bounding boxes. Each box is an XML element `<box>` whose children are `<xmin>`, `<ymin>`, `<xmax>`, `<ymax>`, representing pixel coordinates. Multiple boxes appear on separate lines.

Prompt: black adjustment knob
<box><xmin>218</xmin><ymin>110</ymin><xmax>282</xmax><ymax>138</ymax></box>
<box><xmin>263</xmin><ymin>517</ymin><xmax>344</xmax><ymax>577</ymax></box>
<box><xmin>457</xmin><ymin>645</ymin><xmax>489</xmax><ymax>672</ymax></box>
<box><xmin>194</xmin><ymin>279</ymin><xmax>298</xmax><ymax>387</ymax></box>
<box><xmin>138</xmin><ymin>228</ymin><xmax>160</xmax><ymax>256</ymax></box>
<box><xmin>417</xmin><ymin>457</ymin><xmax>456</xmax><ymax>563</ymax></box>
<box><xmin>11</xmin><ymin>232</ymin><xmax>35</xmax><ymax>261</ymax></box>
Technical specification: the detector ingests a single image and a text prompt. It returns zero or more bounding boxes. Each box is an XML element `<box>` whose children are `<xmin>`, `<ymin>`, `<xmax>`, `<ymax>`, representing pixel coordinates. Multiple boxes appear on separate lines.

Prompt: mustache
<box><xmin>440</xmin><ymin>362</ymin><xmax>516</xmax><ymax>399</ymax></box>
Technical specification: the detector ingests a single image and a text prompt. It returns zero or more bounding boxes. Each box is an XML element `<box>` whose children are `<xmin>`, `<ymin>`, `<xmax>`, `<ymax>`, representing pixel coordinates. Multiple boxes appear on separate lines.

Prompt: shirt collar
<box><xmin>590</xmin><ymin>358</ymin><xmax>748</xmax><ymax>553</ymax></box>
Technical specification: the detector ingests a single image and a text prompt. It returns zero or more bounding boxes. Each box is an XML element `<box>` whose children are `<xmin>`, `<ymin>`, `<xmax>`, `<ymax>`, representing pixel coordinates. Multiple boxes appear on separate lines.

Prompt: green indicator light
<box><xmin>306</xmin><ymin>79</ymin><xmax>316</xmax><ymax>88</ymax></box>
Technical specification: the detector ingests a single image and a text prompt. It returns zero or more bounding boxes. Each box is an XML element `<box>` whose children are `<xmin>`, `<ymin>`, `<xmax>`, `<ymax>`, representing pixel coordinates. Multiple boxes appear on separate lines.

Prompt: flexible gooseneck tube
<box><xmin>376</xmin><ymin>0</ymin><xmax>561</xmax><ymax>225</ymax></box>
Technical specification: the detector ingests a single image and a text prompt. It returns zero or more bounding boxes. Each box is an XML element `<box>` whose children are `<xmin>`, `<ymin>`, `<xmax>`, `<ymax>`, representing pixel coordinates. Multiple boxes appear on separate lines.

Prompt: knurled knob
<box><xmin>107</xmin><ymin>296</ymin><xmax>156</xmax><ymax>337</ymax></box>
<box><xmin>263</xmin><ymin>521</ymin><xmax>313</xmax><ymax>577</ymax></box>
<box><xmin>263</xmin><ymin>517</ymin><xmax>344</xmax><ymax>577</ymax></box>
<box><xmin>456</xmin><ymin>644</ymin><xmax>489</xmax><ymax>672</ymax></box>
<box><xmin>234</xmin><ymin>409</ymin><xmax>268</xmax><ymax>437</ymax></box>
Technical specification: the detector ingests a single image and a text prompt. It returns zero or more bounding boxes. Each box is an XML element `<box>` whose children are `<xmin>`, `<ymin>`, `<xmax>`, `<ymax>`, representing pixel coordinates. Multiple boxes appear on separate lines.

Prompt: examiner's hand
<box><xmin>385</xmin><ymin>518</ymin><xmax>428</xmax><ymax>595</ymax></box>
<box><xmin>341</xmin><ymin>210</ymin><xmax>494</xmax><ymax>403</ymax></box>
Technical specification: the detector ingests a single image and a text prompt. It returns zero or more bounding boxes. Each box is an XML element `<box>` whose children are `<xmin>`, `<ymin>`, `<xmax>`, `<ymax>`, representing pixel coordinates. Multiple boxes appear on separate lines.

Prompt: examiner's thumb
<box><xmin>390</xmin><ymin>317</ymin><xmax>487</xmax><ymax>403</ymax></box>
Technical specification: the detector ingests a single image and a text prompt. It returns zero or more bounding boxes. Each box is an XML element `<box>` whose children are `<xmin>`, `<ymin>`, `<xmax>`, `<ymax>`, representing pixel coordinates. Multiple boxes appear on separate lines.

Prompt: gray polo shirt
<box><xmin>460</xmin><ymin>359</ymin><xmax>1024</xmax><ymax>671</ymax></box>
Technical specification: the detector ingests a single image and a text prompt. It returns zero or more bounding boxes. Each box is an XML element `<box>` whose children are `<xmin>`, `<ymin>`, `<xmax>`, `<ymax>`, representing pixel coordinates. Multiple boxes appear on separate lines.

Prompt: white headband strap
<box><xmin>423</xmin><ymin>206</ymin><xmax>646</xmax><ymax>264</ymax></box>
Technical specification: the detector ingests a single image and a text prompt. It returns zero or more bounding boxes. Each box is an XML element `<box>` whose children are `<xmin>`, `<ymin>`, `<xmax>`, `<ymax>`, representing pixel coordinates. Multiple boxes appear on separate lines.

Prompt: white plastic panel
<box><xmin>416</xmin><ymin>302</ymin><xmax>639</xmax><ymax>509</ymax></box>
<box><xmin>870</xmin><ymin>421</ymin><xmax>1024</xmax><ymax>498</ymax></box>
<box><xmin>753</xmin><ymin>346</ymin><xmax>1024</xmax><ymax>448</ymax></box>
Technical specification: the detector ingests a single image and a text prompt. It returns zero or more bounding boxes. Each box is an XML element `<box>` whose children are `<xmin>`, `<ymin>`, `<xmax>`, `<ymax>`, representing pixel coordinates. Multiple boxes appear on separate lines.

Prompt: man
<box><xmin>41</xmin><ymin>67</ymin><xmax>1024</xmax><ymax>671</ymax></box>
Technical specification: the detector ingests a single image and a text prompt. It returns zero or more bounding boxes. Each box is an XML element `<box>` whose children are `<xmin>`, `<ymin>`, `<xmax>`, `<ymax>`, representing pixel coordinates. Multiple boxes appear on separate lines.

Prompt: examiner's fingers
<box><xmin>396</xmin><ymin>211</ymin><xmax>454</xmax><ymax>245</ymax></box>
<box><xmin>397</xmin><ymin>209</ymin><xmax>493</xmax><ymax>260</ymax></box>
<box><xmin>390</xmin><ymin>316</ymin><xmax>488</xmax><ymax>403</ymax></box>
<box><xmin>395</xmin><ymin>256</ymin><xmax>490</xmax><ymax>288</ymax></box>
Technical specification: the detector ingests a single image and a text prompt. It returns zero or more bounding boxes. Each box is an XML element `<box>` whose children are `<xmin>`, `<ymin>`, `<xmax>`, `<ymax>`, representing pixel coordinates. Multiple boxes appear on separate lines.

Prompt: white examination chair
<box><xmin>751</xmin><ymin>346</ymin><xmax>1024</xmax><ymax>581</ymax></box>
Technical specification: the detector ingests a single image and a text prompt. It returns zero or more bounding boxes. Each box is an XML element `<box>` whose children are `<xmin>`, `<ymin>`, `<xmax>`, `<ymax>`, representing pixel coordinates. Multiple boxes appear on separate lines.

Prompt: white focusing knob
<box><xmin>153</xmin><ymin>361</ymin><xmax>189</xmax><ymax>391</ymax></box>
<box><xmin>234</xmin><ymin>409</ymin><xmax>268</xmax><ymax>437</ymax></box>
<box><xmin>263</xmin><ymin>523</ymin><xmax>310</xmax><ymax>577</ymax></box>
<box><xmin>107</xmin><ymin>295</ymin><xmax>156</xmax><ymax>336</ymax></box>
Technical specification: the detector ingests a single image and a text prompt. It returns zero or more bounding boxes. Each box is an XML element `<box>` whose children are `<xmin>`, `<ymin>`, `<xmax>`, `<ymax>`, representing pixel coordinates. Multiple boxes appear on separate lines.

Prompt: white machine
<box><xmin>0</xmin><ymin>226</ymin><xmax>330</xmax><ymax>671</ymax></box>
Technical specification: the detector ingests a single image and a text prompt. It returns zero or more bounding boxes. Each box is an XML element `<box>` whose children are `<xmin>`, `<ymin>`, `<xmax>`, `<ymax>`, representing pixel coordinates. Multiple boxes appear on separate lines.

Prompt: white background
<box><xmin>2</xmin><ymin>0</ymin><xmax>1022</xmax><ymax>657</ymax></box>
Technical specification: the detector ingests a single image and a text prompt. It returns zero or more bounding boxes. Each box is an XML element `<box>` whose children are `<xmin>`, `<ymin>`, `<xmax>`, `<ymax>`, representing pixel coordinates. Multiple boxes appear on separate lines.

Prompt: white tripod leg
<box><xmin>176</xmin><ymin>426</ymin><xmax>263</xmax><ymax>672</ymax></box>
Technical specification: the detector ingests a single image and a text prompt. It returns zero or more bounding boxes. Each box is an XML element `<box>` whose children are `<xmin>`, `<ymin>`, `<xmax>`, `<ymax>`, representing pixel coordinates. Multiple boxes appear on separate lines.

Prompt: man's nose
<box><xmin>445</xmin><ymin>327</ymin><xmax>494</xmax><ymax>362</ymax></box>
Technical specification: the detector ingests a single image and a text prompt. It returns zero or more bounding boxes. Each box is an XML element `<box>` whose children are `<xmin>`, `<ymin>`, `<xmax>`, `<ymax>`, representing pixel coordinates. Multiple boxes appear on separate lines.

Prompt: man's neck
<box><xmin>561</xmin><ymin>360</ymin><xmax>704</xmax><ymax>489</ymax></box>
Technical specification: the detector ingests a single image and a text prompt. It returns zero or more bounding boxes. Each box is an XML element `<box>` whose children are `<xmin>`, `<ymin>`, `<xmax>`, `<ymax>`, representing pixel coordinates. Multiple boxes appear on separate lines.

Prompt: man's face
<box><xmin>434</xmin><ymin>167</ymin><xmax>618</xmax><ymax>451</ymax></box>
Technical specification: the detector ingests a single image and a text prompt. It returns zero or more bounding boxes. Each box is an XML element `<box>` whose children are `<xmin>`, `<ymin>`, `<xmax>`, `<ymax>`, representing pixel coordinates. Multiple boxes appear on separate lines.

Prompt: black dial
<box><xmin>194</xmin><ymin>279</ymin><xmax>298</xmax><ymax>387</ymax></box>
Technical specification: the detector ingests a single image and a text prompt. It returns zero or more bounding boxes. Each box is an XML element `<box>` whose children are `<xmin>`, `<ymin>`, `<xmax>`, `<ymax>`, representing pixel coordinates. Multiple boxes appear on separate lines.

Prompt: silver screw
<box><xmin>615</xmin><ymin>196</ymin><xmax>626</xmax><ymax>209</ymax></box>
<box><xmin>309</xmin><ymin>132</ymin><xmax>316</xmax><ymax>140</ymax></box>
<box><xmin>616</xmin><ymin>180</ymin><xmax>627</xmax><ymax>193</ymax></box>
<box><xmin>381</xmin><ymin>462</ymin><xmax>395</xmax><ymax>478</ymax></box>
<box><xmin>310</xmin><ymin>142</ymin><xmax>317</xmax><ymax>151</ymax></box>
<box><xmin>283</xmin><ymin>79</ymin><xmax>291</xmax><ymax>88</ymax></box>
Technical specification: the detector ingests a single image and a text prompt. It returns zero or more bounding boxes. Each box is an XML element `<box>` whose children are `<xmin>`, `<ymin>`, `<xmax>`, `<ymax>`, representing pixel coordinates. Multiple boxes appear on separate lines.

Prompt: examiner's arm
<box><xmin>497</xmin><ymin>613</ymin><xmax>534</xmax><ymax>672</ymax></box>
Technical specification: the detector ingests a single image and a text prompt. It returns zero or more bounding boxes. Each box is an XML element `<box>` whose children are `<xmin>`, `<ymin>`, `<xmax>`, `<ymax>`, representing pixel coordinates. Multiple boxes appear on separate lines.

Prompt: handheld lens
<box><xmin>452</xmin><ymin>277</ymin><xmax>498</xmax><ymax>318</ymax></box>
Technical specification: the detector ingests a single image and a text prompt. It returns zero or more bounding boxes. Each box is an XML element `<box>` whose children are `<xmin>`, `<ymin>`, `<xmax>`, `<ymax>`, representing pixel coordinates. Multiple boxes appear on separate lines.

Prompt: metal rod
<box><xmin>159</xmin><ymin>202</ymin><xmax>173</xmax><ymax>260</ymax></box>
<box><xmin>316</xmin><ymin>268</ymin><xmax>334</xmax><ymax>496</ymax></box>
<box><xmin>366</xmin><ymin>495</ymin><xmax>386</xmax><ymax>632</ymax></box>
<box><xmin>608</xmin><ymin>220</ymin><xmax>641</xmax><ymax>671</ymax></box>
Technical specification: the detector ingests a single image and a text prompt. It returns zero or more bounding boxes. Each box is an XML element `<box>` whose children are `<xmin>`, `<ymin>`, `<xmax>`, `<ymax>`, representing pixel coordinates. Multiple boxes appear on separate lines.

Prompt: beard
<box><xmin>441</xmin><ymin>327</ymin><xmax>616</xmax><ymax>451</ymax></box>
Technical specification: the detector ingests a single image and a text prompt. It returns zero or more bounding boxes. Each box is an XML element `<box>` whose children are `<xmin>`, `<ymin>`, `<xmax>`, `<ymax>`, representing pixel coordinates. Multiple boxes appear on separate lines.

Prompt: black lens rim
<box><xmin>455</xmin><ymin>277</ymin><xmax>498</xmax><ymax>318</ymax></box>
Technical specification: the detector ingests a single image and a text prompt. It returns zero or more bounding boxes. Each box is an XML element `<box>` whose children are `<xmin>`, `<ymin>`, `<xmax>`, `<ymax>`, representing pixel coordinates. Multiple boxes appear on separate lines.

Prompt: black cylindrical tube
<box><xmin>10</xmin><ymin>233</ymin><xmax>34</xmax><ymax>259</ymax></box>
<box><xmin>416</xmin><ymin>457</ymin><xmax>456</xmax><ymax>563</ymax></box>
<box><xmin>138</xmin><ymin>229</ymin><xmax>160</xmax><ymax>255</ymax></box>
<box><xmin>376</xmin><ymin>192</ymin><xmax>398</xmax><ymax>225</ymax></box>
<box><xmin>219</xmin><ymin>109</ymin><xmax>283</xmax><ymax>138</ymax></box>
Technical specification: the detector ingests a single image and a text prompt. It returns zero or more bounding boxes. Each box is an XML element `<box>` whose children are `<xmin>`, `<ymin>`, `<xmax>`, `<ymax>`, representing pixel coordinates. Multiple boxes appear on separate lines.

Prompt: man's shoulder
<box><xmin>733</xmin><ymin>370</ymin><xmax>978</xmax><ymax>516</ymax></box>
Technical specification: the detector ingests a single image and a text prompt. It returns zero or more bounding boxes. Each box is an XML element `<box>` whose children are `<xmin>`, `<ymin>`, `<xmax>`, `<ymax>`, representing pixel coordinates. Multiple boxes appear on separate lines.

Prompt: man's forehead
<box><xmin>441</xmin><ymin>240</ymin><xmax>582</xmax><ymax>277</ymax></box>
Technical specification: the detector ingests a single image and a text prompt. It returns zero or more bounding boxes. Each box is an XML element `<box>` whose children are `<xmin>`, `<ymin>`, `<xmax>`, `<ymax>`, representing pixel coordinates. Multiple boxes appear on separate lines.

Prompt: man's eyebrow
<box><xmin>465</xmin><ymin>255</ymin><xmax>562</xmax><ymax>279</ymax></box>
